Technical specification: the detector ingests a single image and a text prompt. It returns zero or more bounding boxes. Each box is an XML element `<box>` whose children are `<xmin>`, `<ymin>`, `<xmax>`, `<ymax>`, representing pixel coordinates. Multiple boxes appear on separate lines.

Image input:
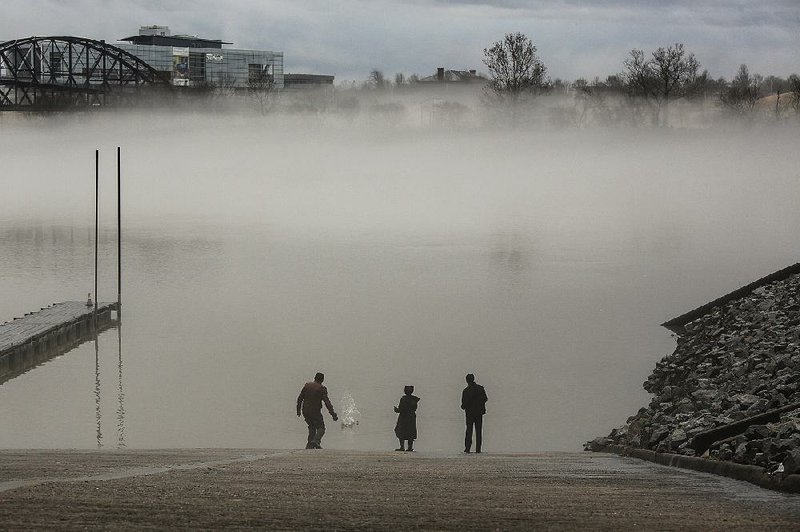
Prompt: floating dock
<box><xmin>0</xmin><ymin>302</ymin><xmax>117</xmax><ymax>384</ymax></box>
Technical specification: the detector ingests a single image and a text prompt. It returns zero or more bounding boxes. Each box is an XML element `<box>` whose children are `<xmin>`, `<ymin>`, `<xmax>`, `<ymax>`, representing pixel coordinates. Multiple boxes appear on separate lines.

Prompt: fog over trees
<box><xmin>719</xmin><ymin>65</ymin><xmax>764</xmax><ymax>118</ymax></box>
<box><xmin>623</xmin><ymin>44</ymin><xmax>700</xmax><ymax>126</ymax></box>
<box><xmin>8</xmin><ymin>31</ymin><xmax>799</xmax><ymax>129</ymax></box>
<box><xmin>281</xmin><ymin>32</ymin><xmax>800</xmax><ymax>129</ymax></box>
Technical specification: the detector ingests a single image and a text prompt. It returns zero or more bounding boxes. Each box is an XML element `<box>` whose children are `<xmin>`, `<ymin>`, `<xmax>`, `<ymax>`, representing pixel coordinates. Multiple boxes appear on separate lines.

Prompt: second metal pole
<box><xmin>95</xmin><ymin>149</ymin><xmax>99</xmax><ymax>314</ymax></box>
<box><xmin>117</xmin><ymin>146</ymin><xmax>121</xmax><ymax>315</ymax></box>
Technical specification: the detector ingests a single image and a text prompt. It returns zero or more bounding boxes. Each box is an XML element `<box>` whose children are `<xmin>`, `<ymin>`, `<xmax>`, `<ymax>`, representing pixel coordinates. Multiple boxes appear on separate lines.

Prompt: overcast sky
<box><xmin>2</xmin><ymin>0</ymin><xmax>798</xmax><ymax>83</ymax></box>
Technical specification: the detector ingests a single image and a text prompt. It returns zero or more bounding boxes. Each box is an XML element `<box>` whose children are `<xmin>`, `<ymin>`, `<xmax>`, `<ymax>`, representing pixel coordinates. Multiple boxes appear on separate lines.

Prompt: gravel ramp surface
<box><xmin>1</xmin><ymin>450</ymin><xmax>799</xmax><ymax>530</ymax></box>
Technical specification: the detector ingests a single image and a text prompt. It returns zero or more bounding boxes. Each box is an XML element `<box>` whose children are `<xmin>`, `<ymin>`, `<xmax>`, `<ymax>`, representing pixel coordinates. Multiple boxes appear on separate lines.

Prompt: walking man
<box><xmin>297</xmin><ymin>372</ymin><xmax>338</xmax><ymax>449</ymax></box>
<box><xmin>461</xmin><ymin>373</ymin><xmax>488</xmax><ymax>453</ymax></box>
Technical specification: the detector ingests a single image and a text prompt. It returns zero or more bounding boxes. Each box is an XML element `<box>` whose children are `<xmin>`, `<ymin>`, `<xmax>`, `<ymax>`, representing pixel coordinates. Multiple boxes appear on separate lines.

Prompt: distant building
<box><xmin>283</xmin><ymin>74</ymin><xmax>335</xmax><ymax>90</ymax></box>
<box><xmin>116</xmin><ymin>25</ymin><xmax>284</xmax><ymax>89</ymax></box>
<box><xmin>0</xmin><ymin>28</ymin><xmax>337</xmax><ymax>110</ymax></box>
<box><xmin>419</xmin><ymin>67</ymin><xmax>486</xmax><ymax>84</ymax></box>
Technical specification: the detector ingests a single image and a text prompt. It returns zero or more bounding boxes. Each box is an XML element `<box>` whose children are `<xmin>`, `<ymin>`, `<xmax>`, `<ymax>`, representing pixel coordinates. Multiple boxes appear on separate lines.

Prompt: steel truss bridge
<box><xmin>0</xmin><ymin>36</ymin><xmax>171</xmax><ymax>110</ymax></box>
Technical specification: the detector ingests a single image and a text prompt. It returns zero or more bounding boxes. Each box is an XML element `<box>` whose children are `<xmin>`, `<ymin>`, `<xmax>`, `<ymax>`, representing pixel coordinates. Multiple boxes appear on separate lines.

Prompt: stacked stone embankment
<box><xmin>588</xmin><ymin>271</ymin><xmax>800</xmax><ymax>477</ymax></box>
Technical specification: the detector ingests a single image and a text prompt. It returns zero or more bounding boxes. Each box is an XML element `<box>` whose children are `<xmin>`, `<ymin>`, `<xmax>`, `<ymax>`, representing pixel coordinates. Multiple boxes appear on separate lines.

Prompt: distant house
<box><xmin>419</xmin><ymin>67</ymin><xmax>486</xmax><ymax>84</ymax></box>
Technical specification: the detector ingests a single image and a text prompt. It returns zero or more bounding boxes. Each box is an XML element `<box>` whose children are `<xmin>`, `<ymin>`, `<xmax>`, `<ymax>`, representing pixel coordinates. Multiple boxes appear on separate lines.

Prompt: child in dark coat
<box><xmin>394</xmin><ymin>385</ymin><xmax>420</xmax><ymax>451</ymax></box>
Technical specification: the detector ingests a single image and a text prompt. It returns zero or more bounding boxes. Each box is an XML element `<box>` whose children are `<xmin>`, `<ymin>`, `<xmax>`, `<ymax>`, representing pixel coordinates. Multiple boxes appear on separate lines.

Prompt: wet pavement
<box><xmin>1</xmin><ymin>450</ymin><xmax>799</xmax><ymax>530</ymax></box>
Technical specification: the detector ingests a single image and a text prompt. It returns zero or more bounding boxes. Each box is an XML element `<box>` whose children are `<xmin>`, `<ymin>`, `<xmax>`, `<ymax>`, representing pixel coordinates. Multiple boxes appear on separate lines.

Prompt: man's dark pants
<box><xmin>305</xmin><ymin>414</ymin><xmax>326</xmax><ymax>449</ymax></box>
<box><xmin>465</xmin><ymin>413</ymin><xmax>483</xmax><ymax>452</ymax></box>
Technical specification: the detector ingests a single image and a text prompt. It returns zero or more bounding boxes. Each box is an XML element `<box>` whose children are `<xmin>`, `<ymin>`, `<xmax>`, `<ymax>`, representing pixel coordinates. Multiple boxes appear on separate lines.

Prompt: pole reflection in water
<box><xmin>94</xmin><ymin>331</ymin><xmax>102</xmax><ymax>448</ymax></box>
<box><xmin>116</xmin><ymin>319</ymin><xmax>126</xmax><ymax>448</ymax></box>
<box><xmin>0</xmin><ymin>295</ymin><xmax>119</xmax><ymax>448</ymax></box>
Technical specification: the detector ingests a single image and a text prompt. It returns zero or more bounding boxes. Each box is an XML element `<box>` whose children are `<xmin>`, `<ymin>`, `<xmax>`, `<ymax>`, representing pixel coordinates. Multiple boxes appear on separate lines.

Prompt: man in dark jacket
<box><xmin>461</xmin><ymin>373</ymin><xmax>488</xmax><ymax>453</ymax></box>
<box><xmin>297</xmin><ymin>372</ymin><xmax>338</xmax><ymax>449</ymax></box>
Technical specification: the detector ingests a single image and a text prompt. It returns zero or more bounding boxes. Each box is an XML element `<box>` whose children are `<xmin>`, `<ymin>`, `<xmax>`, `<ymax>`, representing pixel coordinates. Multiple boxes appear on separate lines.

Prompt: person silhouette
<box><xmin>461</xmin><ymin>373</ymin><xmax>488</xmax><ymax>453</ymax></box>
<box><xmin>296</xmin><ymin>372</ymin><xmax>338</xmax><ymax>449</ymax></box>
<box><xmin>394</xmin><ymin>385</ymin><xmax>420</xmax><ymax>452</ymax></box>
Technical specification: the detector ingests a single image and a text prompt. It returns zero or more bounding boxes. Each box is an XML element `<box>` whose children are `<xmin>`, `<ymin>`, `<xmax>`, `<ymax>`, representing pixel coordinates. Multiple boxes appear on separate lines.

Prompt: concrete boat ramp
<box><xmin>0</xmin><ymin>450</ymin><xmax>798</xmax><ymax>530</ymax></box>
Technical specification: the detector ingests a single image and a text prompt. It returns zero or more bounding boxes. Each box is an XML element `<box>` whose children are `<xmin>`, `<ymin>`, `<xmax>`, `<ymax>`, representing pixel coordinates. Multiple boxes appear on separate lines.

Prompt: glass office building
<box><xmin>116</xmin><ymin>26</ymin><xmax>284</xmax><ymax>89</ymax></box>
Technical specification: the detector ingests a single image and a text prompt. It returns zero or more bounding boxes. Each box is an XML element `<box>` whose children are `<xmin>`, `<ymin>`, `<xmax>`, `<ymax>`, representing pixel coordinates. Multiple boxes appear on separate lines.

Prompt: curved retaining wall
<box><xmin>595</xmin><ymin>444</ymin><xmax>800</xmax><ymax>493</ymax></box>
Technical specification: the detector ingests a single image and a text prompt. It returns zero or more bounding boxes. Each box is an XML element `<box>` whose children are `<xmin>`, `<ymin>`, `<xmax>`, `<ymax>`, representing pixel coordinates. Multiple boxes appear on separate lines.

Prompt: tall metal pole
<box><xmin>95</xmin><ymin>149</ymin><xmax>99</xmax><ymax>314</ymax></box>
<box><xmin>94</xmin><ymin>148</ymin><xmax>101</xmax><ymax>448</ymax></box>
<box><xmin>116</xmin><ymin>147</ymin><xmax>125</xmax><ymax>448</ymax></box>
<box><xmin>117</xmin><ymin>146</ymin><xmax>121</xmax><ymax>315</ymax></box>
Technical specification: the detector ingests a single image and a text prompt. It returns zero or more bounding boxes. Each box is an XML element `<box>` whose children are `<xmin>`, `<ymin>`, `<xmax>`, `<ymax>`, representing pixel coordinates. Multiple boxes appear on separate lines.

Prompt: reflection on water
<box><xmin>1</xmin><ymin>123</ymin><xmax>799</xmax><ymax>451</ymax></box>
<box><xmin>0</xmin><ymin>309</ymin><xmax>124</xmax><ymax>449</ymax></box>
<box><xmin>0</xmin><ymin>317</ymin><xmax>117</xmax><ymax>386</ymax></box>
<box><xmin>117</xmin><ymin>323</ymin><xmax>126</xmax><ymax>448</ymax></box>
<box><xmin>94</xmin><ymin>335</ymin><xmax>102</xmax><ymax>448</ymax></box>
<box><xmin>91</xmin><ymin>325</ymin><xmax>128</xmax><ymax>449</ymax></box>
<box><xmin>488</xmin><ymin>232</ymin><xmax>533</xmax><ymax>274</ymax></box>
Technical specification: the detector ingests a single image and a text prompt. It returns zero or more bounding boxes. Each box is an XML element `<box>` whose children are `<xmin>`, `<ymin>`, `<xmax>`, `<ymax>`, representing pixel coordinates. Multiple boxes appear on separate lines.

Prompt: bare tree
<box><xmin>789</xmin><ymin>74</ymin><xmax>800</xmax><ymax>114</ymax></box>
<box><xmin>571</xmin><ymin>78</ymin><xmax>610</xmax><ymax>127</ymax></box>
<box><xmin>368</xmin><ymin>69</ymin><xmax>388</xmax><ymax>90</ymax></box>
<box><xmin>394</xmin><ymin>73</ymin><xmax>406</xmax><ymax>86</ymax></box>
<box><xmin>248</xmin><ymin>67</ymin><xmax>277</xmax><ymax>115</ymax></box>
<box><xmin>623</xmin><ymin>50</ymin><xmax>653</xmax><ymax>94</ymax></box>
<box><xmin>207</xmin><ymin>74</ymin><xmax>238</xmax><ymax>101</ymax></box>
<box><xmin>483</xmin><ymin>32</ymin><xmax>548</xmax><ymax>104</ymax></box>
<box><xmin>184</xmin><ymin>75</ymin><xmax>238</xmax><ymax>112</ymax></box>
<box><xmin>688</xmin><ymin>69</ymin><xmax>715</xmax><ymax>100</ymax></box>
<box><xmin>623</xmin><ymin>43</ymin><xmax>700</xmax><ymax>125</ymax></box>
<box><xmin>719</xmin><ymin>64</ymin><xmax>763</xmax><ymax>118</ymax></box>
<box><xmin>650</xmin><ymin>44</ymin><xmax>700</xmax><ymax>99</ymax></box>
<box><xmin>761</xmin><ymin>75</ymin><xmax>788</xmax><ymax>96</ymax></box>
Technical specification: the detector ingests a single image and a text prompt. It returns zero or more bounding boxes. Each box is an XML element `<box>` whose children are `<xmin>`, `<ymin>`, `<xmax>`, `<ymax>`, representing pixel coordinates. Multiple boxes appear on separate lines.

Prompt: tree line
<box><xmin>361</xmin><ymin>32</ymin><xmax>800</xmax><ymax>126</ymax></box>
<box><xmin>153</xmin><ymin>32</ymin><xmax>800</xmax><ymax>125</ymax></box>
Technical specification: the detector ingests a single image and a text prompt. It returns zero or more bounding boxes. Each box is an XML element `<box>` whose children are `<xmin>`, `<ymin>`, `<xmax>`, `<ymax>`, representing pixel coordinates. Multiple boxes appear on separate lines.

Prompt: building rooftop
<box><xmin>419</xmin><ymin>68</ymin><xmax>486</xmax><ymax>83</ymax></box>
<box><xmin>121</xmin><ymin>26</ymin><xmax>231</xmax><ymax>49</ymax></box>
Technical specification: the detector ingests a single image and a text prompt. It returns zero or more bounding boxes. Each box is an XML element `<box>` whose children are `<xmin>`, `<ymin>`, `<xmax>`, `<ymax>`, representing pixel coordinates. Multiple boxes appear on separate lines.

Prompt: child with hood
<box><xmin>394</xmin><ymin>385</ymin><xmax>420</xmax><ymax>451</ymax></box>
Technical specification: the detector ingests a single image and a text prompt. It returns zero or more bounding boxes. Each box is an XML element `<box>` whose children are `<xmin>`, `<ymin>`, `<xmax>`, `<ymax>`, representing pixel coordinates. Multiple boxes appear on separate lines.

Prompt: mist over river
<box><xmin>1</xmin><ymin>114</ymin><xmax>799</xmax><ymax>451</ymax></box>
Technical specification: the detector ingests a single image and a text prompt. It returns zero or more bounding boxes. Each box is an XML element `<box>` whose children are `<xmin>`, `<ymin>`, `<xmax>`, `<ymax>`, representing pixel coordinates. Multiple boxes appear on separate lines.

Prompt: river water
<box><xmin>1</xmin><ymin>114</ymin><xmax>799</xmax><ymax>451</ymax></box>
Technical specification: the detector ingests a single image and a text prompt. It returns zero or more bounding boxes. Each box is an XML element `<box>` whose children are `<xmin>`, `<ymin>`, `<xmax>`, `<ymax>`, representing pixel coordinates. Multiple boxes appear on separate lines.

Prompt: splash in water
<box><xmin>340</xmin><ymin>389</ymin><xmax>361</xmax><ymax>429</ymax></box>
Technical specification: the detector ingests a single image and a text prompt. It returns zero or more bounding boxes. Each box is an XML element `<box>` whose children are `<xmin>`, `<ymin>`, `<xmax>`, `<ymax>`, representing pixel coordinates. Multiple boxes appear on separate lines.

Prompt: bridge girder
<box><xmin>0</xmin><ymin>36</ymin><xmax>171</xmax><ymax>110</ymax></box>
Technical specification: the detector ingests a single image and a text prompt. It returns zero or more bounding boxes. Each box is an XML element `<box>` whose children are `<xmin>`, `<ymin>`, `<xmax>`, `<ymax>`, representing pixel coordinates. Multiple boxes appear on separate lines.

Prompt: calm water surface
<box><xmin>1</xmin><ymin>117</ymin><xmax>798</xmax><ymax>451</ymax></box>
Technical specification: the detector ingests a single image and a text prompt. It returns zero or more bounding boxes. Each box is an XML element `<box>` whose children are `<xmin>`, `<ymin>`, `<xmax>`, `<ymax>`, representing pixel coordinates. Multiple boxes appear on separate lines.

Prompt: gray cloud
<box><xmin>2</xmin><ymin>0</ymin><xmax>798</xmax><ymax>82</ymax></box>
<box><xmin>414</xmin><ymin>0</ymin><xmax>800</xmax><ymax>29</ymax></box>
